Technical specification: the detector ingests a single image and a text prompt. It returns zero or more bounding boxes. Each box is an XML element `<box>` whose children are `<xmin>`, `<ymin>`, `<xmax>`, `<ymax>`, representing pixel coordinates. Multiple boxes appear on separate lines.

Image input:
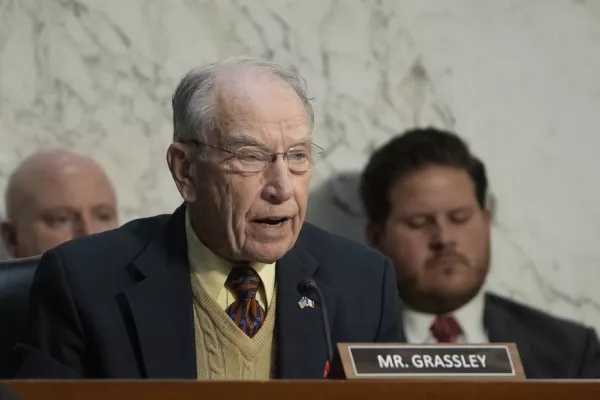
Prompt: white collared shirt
<box><xmin>403</xmin><ymin>291</ymin><xmax>488</xmax><ymax>344</ymax></box>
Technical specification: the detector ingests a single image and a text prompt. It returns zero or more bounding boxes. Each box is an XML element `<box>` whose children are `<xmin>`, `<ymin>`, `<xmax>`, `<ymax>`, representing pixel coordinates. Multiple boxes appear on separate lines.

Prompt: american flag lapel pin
<box><xmin>298</xmin><ymin>296</ymin><xmax>315</xmax><ymax>309</ymax></box>
<box><xmin>298</xmin><ymin>297</ymin><xmax>306</xmax><ymax>309</ymax></box>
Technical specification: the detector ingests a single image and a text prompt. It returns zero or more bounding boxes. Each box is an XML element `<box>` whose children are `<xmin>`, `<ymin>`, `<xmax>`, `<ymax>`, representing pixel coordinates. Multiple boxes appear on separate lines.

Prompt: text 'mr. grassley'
<box><xmin>378</xmin><ymin>353</ymin><xmax>487</xmax><ymax>369</ymax></box>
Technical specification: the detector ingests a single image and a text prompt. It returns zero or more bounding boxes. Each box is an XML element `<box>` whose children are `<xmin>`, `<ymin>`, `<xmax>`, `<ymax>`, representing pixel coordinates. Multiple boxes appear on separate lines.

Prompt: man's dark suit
<box><xmin>484</xmin><ymin>293</ymin><xmax>600</xmax><ymax>378</ymax></box>
<box><xmin>399</xmin><ymin>293</ymin><xmax>600</xmax><ymax>378</ymax></box>
<box><xmin>13</xmin><ymin>206</ymin><xmax>402</xmax><ymax>379</ymax></box>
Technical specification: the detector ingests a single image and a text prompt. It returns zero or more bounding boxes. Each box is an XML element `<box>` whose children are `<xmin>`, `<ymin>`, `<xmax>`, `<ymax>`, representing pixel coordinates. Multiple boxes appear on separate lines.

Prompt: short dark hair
<box><xmin>360</xmin><ymin>127</ymin><xmax>488</xmax><ymax>226</ymax></box>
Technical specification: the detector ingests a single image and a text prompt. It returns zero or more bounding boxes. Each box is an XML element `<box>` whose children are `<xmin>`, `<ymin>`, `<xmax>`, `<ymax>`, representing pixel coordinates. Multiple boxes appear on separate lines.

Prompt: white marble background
<box><xmin>1</xmin><ymin>0</ymin><xmax>600</xmax><ymax>332</ymax></box>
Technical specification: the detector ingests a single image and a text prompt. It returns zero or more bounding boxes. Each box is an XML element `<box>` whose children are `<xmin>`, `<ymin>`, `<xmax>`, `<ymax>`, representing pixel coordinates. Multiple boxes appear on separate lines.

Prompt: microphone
<box><xmin>297</xmin><ymin>278</ymin><xmax>334</xmax><ymax>378</ymax></box>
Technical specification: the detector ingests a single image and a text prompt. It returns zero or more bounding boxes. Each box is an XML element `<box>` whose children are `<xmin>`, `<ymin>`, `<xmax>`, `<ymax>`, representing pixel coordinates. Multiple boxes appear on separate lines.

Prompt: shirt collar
<box><xmin>403</xmin><ymin>290</ymin><xmax>486</xmax><ymax>343</ymax></box>
<box><xmin>453</xmin><ymin>290</ymin><xmax>486</xmax><ymax>341</ymax></box>
<box><xmin>184</xmin><ymin>210</ymin><xmax>276</xmax><ymax>306</ymax></box>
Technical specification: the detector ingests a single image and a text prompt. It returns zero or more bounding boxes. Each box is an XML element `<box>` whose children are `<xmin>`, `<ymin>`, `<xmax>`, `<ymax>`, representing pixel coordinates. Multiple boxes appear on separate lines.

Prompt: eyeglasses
<box><xmin>184</xmin><ymin>140</ymin><xmax>324</xmax><ymax>173</ymax></box>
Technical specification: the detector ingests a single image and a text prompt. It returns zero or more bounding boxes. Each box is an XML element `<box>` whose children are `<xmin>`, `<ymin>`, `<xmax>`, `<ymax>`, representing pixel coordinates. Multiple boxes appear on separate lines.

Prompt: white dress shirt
<box><xmin>403</xmin><ymin>290</ymin><xmax>489</xmax><ymax>344</ymax></box>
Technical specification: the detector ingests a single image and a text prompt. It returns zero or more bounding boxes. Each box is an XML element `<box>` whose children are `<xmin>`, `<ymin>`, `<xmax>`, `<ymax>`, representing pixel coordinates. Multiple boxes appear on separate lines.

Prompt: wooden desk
<box><xmin>2</xmin><ymin>380</ymin><xmax>600</xmax><ymax>400</ymax></box>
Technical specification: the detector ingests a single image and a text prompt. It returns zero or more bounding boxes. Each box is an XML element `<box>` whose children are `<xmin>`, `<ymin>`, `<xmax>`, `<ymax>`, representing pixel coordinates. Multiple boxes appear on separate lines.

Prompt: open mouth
<box><xmin>253</xmin><ymin>217</ymin><xmax>290</xmax><ymax>226</ymax></box>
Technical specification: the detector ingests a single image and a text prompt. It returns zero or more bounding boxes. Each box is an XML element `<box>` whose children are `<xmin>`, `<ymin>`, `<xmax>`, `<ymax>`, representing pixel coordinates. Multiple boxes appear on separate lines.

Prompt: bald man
<box><xmin>1</xmin><ymin>149</ymin><xmax>118</xmax><ymax>259</ymax></box>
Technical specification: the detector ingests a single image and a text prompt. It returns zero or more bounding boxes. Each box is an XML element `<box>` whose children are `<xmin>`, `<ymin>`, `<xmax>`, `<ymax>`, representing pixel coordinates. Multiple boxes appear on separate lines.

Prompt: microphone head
<box><xmin>297</xmin><ymin>277</ymin><xmax>317</xmax><ymax>296</ymax></box>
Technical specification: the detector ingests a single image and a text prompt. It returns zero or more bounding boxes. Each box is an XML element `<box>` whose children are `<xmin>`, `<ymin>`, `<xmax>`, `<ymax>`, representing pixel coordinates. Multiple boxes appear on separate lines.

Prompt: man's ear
<box><xmin>365</xmin><ymin>221</ymin><xmax>382</xmax><ymax>249</ymax></box>
<box><xmin>166</xmin><ymin>143</ymin><xmax>197</xmax><ymax>202</ymax></box>
<box><xmin>0</xmin><ymin>220</ymin><xmax>18</xmax><ymax>258</ymax></box>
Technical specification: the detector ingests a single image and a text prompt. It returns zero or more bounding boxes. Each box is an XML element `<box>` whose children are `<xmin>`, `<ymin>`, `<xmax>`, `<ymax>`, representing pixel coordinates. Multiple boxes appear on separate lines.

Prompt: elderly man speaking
<box><xmin>14</xmin><ymin>57</ymin><xmax>401</xmax><ymax>379</ymax></box>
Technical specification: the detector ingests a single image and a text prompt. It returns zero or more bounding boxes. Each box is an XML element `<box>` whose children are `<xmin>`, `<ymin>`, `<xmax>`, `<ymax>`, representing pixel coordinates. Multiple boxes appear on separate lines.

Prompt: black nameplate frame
<box><xmin>338</xmin><ymin>343</ymin><xmax>525</xmax><ymax>379</ymax></box>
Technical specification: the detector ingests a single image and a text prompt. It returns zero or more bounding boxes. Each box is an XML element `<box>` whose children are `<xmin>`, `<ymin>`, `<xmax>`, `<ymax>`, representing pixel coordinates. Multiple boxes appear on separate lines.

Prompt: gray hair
<box><xmin>172</xmin><ymin>56</ymin><xmax>314</xmax><ymax>146</ymax></box>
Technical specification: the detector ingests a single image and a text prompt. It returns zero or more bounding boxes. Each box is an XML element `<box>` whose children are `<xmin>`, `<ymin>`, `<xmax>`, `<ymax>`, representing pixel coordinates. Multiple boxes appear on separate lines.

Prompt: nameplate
<box><xmin>338</xmin><ymin>343</ymin><xmax>525</xmax><ymax>379</ymax></box>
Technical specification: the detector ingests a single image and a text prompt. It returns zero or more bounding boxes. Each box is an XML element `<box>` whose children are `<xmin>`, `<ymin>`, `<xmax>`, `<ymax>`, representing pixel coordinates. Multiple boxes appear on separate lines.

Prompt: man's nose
<box><xmin>261</xmin><ymin>158</ymin><xmax>294</xmax><ymax>204</ymax></box>
<box><xmin>73</xmin><ymin>215</ymin><xmax>94</xmax><ymax>237</ymax></box>
<box><xmin>430</xmin><ymin>220</ymin><xmax>456</xmax><ymax>249</ymax></box>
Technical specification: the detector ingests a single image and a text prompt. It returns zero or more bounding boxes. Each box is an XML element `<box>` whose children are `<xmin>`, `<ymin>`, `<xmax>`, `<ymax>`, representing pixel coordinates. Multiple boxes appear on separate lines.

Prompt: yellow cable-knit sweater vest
<box><xmin>190</xmin><ymin>272</ymin><xmax>277</xmax><ymax>380</ymax></box>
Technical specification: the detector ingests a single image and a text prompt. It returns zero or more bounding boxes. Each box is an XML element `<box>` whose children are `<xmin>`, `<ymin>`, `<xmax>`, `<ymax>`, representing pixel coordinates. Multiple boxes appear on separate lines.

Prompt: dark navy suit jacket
<box><xmin>14</xmin><ymin>205</ymin><xmax>402</xmax><ymax>378</ymax></box>
<box><xmin>397</xmin><ymin>293</ymin><xmax>600</xmax><ymax>378</ymax></box>
<box><xmin>482</xmin><ymin>293</ymin><xmax>600</xmax><ymax>378</ymax></box>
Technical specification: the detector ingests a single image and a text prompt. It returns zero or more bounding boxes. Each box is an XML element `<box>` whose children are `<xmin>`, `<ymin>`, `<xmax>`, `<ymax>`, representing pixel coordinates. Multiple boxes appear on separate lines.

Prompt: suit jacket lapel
<box><xmin>484</xmin><ymin>293</ymin><xmax>535</xmax><ymax>377</ymax></box>
<box><xmin>276</xmin><ymin>242</ymin><xmax>336</xmax><ymax>379</ymax></box>
<box><xmin>123</xmin><ymin>205</ymin><xmax>196</xmax><ymax>378</ymax></box>
<box><xmin>397</xmin><ymin>306</ymin><xmax>408</xmax><ymax>342</ymax></box>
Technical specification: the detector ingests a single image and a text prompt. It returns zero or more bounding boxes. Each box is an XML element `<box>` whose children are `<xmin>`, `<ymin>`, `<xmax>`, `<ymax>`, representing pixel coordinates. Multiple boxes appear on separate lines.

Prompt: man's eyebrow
<box><xmin>292</xmin><ymin>135</ymin><xmax>313</xmax><ymax>146</ymax></box>
<box><xmin>40</xmin><ymin>206</ymin><xmax>76</xmax><ymax>215</ymax></box>
<box><xmin>223</xmin><ymin>132</ymin><xmax>314</xmax><ymax>149</ymax></box>
<box><xmin>91</xmin><ymin>204</ymin><xmax>117</xmax><ymax>213</ymax></box>
<box><xmin>223</xmin><ymin>133</ymin><xmax>263</xmax><ymax>148</ymax></box>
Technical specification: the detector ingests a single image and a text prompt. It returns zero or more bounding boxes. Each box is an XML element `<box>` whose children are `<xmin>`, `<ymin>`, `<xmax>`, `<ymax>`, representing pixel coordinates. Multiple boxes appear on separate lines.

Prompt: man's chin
<box><xmin>430</xmin><ymin>283</ymin><xmax>481</xmax><ymax>303</ymax></box>
<box><xmin>243</xmin><ymin>238</ymin><xmax>296</xmax><ymax>263</ymax></box>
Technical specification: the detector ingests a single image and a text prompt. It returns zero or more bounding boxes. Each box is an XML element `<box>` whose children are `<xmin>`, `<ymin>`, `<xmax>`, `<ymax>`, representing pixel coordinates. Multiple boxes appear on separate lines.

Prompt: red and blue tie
<box><xmin>225</xmin><ymin>265</ymin><xmax>266</xmax><ymax>338</ymax></box>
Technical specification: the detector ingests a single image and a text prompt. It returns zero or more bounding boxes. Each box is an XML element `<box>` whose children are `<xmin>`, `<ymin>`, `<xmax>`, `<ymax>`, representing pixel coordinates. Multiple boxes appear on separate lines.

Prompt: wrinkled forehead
<box><xmin>213</xmin><ymin>73</ymin><xmax>311</xmax><ymax>147</ymax></box>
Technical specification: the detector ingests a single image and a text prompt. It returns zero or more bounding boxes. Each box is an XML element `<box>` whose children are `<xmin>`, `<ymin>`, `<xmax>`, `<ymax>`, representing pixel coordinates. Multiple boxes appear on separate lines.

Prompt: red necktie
<box><xmin>430</xmin><ymin>315</ymin><xmax>463</xmax><ymax>343</ymax></box>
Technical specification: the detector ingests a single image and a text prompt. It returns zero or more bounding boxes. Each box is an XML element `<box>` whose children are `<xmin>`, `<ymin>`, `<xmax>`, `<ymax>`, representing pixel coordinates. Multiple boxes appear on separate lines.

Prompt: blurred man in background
<box><xmin>360</xmin><ymin>127</ymin><xmax>600</xmax><ymax>378</ymax></box>
<box><xmin>1</xmin><ymin>149</ymin><xmax>118</xmax><ymax>259</ymax></box>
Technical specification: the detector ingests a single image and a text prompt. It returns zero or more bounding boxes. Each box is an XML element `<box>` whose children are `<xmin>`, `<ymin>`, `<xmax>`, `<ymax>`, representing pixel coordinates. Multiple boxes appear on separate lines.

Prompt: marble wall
<box><xmin>1</xmin><ymin>0</ymin><xmax>600</xmax><ymax>331</ymax></box>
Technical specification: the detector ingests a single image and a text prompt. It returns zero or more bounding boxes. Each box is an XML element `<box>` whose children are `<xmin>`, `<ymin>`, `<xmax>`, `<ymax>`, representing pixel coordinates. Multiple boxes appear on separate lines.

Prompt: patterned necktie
<box><xmin>225</xmin><ymin>265</ymin><xmax>266</xmax><ymax>338</ymax></box>
<box><xmin>430</xmin><ymin>315</ymin><xmax>463</xmax><ymax>343</ymax></box>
